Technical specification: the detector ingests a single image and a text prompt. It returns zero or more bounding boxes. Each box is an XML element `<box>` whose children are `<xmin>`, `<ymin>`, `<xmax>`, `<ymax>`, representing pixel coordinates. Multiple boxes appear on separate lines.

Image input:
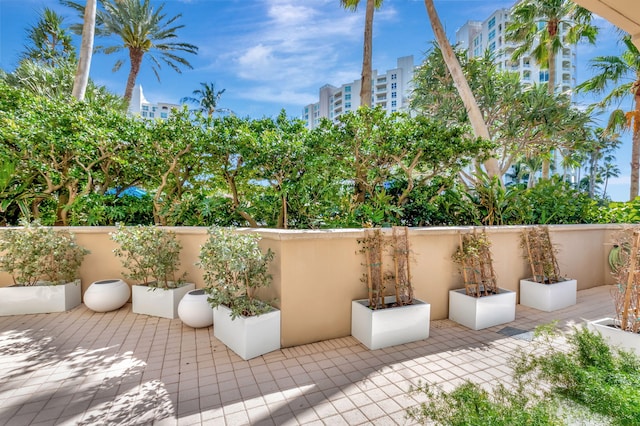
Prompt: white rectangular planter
<box><xmin>519</xmin><ymin>278</ymin><xmax>577</xmax><ymax>312</ymax></box>
<box><xmin>0</xmin><ymin>280</ymin><xmax>81</xmax><ymax>316</ymax></box>
<box><xmin>587</xmin><ymin>318</ymin><xmax>640</xmax><ymax>356</ymax></box>
<box><xmin>213</xmin><ymin>304</ymin><xmax>281</xmax><ymax>360</ymax></box>
<box><xmin>351</xmin><ymin>297</ymin><xmax>430</xmax><ymax>350</ymax></box>
<box><xmin>132</xmin><ymin>283</ymin><xmax>195</xmax><ymax>319</ymax></box>
<box><xmin>449</xmin><ymin>288</ymin><xmax>516</xmax><ymax>330</ymax></box>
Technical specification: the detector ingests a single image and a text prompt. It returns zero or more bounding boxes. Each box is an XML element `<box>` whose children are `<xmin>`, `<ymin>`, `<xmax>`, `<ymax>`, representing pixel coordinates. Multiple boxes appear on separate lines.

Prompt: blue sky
<box><xmin>0</xmin><ymin>0</ymin><xmax>632</xmax><ymax>201</ymax></box>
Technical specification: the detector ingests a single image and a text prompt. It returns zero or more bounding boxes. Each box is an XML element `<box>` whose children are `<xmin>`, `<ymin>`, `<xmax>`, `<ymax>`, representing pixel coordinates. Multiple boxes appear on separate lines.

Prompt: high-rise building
<box><xmin>128</xmin><ymin>84</ymin><xmax>180</xmax><ymax>120</ymax></box>
<box><xmin>456</xmin><ymin>2</ymin><xmax>580</xmax><ymax>184</ymax></box>
<box><xmin>455</xmin><ymin>5</ymin><xmax>577</xmax><ymax>95</ymax></box>
<box><xmin>303</xmin><ymin>56</ymin><xmax>415</xmax><ymax>129</ymax></box>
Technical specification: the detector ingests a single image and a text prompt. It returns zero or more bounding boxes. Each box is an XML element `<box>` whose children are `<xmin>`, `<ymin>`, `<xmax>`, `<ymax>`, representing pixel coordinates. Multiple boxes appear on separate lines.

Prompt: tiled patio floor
<box><xmin>0</xmin><ymin>286</ymin><xmax>614</xmax><ymax>426</ymax></box>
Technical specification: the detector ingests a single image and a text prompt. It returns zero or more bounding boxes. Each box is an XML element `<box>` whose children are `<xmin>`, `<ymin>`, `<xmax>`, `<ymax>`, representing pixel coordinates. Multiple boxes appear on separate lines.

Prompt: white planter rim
<box><xmin>450</xmin><ymin>287</ymin><xmax>514</xmax><ymax>297</ymax></box>
<box><xmin>522</xmin><ymin>277</ymin><xmax>573</xmax><ymax>284</ymax></box>
<box><xmin>134</xmin><ymin>281</ymin><xmax>191</xmax><ymax>290</ymax></box>
<box><xmin>353</xmin><ymin>297</ymin><xmax>429</xmax><ymax>309</ymax></box>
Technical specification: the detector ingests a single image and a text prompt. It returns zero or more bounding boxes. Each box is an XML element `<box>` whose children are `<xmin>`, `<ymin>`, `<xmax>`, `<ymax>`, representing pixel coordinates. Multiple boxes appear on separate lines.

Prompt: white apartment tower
<box><xmin>456</xmin><ymin>7</ymin><xmax>577</xmax><ymax>94</ymax></box>
<box><xmin>128</xmin><ymin>84</ymin><xmax>180</xmax><ymax>120</ymax></box>
<box><xmin>303</xmin><ymin>56</ymin><xmax>415</xmax><ymax>129</ymax></box>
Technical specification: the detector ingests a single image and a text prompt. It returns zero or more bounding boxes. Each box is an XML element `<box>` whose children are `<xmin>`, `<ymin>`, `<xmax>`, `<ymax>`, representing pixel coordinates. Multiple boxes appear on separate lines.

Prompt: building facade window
<box><xmin>149</xmin><ymin>112</ymin><xmax>154</xmax><ymax>118</ymax></box>
<box><xmin>345</xmin><ymin>94</ymin><xmax>351</xmax><ymax>100</ymax></box>
<box><xmin>391</xmin><ymin>73</ymin><xmax>397</xmax><ymax>80</ymax></box>
<box><xmin>345</xmin><ymin>85</ymin><xmax>351</xmax><ymax>92</ymax></box>
<box><xmin>489</xmin><ymin>41</ymin><xmax>496</xmax><ymax>52</ymax></box>
<box><xmin>488</xmin><ymin>16</ymin><xmax>496</xmax><ymax>29</ymax></box>
<box><xmin>142</xmin><ymin>105</ymin><xmax>149</xmax><ymax>111</ymax></box>
<box><xmin>539</xmin><ymin>70</ymin><xmax>549</xmax><ymax>82</ymax></box>
<box><xmin>523</xmin><ymin>70</ymin><xmax>531</xmax><ymax>80</ymax></box>
<box><xmin>391</xmin><ymin>100</ymin><xmax>397</xmax><ymax>108</ymax></box>
<box><xmin>488</xmin><ymin>29</ymin><xmax>495</xmax><ymax>40</ymax></box>
<box><xmin>391</xmin><ymin>82</ymin><xmax>397</xmax><ymax>89</ymax></box>
<box><xmin>161</xmin><ymin>112</ymin><xmax>168</xmax><ymax>118</ymax></box>
<box><xmin>391</xmin><ymin>92</ymin><xmax>397</xmax><ymax>98</ymax></box>
<box><xmin>345</xmin><ymin>102</ymin><xmax>351</xmax><ymax>109</ymax></box>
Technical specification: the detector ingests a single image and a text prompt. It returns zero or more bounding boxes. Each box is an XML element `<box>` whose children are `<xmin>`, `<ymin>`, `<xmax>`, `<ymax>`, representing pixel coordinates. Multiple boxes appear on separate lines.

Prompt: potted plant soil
<box><xmin>111</xmin><ymin>224</ymin><xmax>193</xmax><ymax>319</ymax></box>
<box><xmin>588</xmin><ymin>228</ymin><xmax>640</xmax><ymax>355</ymax></box>
<box><xmin>351</xmin><ymin>226</ymin><xmax>430</xmax><ymax>350</ymax></box>
<box><xmin>0</xmin><ymin>220</ymin><xmax>89</xmax><ymax>315</ymax></box>
<box><xmin>449</xmin><ymin>231</ymin><xmax>515</xmax><ymax>330</ymax></box>
<box><xmin>519</xmin><ymin>226</ymin><xmax>576</xmax><ymax>312</ymax></box>
<box><xmin>199</xmin><ymin>227</ymin><xmax>280</xmax><ymax>360</ymax></box>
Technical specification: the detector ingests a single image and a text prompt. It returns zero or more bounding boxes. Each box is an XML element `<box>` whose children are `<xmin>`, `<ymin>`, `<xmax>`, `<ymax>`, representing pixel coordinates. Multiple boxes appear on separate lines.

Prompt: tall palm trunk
<box><xmin>630</xmin><ymin>91</ymin><xmax>640</xmax><ymax>199</ymax></box>
<box><xmin>541</xmin><ymin>20</ymin><xmax>558</xmax><ymax>179</ymax></box>
<box><xmin>124</xmin><ymin>48</ymin><xmax>144</xmax><ymax>104</ymax></box>
<box><xmin>423</xmin><ymin>0</ymin><xmax>501</xmax><ymax>179</ymax></box>
<box><xmin>360</xmin><ymin>0</ymin><xmax>375</xmax><ymax>107</ymax></box>
<box><xmin>72</xmin><ymin>0</ymin><xmax>96</xmax><ymax>101</ymax></box>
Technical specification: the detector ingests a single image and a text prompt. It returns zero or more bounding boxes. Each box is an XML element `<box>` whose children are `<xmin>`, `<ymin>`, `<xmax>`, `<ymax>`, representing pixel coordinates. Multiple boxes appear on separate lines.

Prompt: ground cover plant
<box><xmin>406</xmin><ymin>325</ymin><xmax>640</xmax><ymax>425</ymax></box>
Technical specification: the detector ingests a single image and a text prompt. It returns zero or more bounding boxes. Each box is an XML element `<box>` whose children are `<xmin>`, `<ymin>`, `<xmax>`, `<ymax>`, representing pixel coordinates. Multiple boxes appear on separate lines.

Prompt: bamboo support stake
<box><xmin>404</xmin><ymin>227</ymin><xmax>413</xmax><ymax>303</ymax></box>
<box><xmin>393</xmin><ymin>230</ymin><xmax>401</xmax><ymax>306</ymax></box>
<box><xmin>365</xmin><ymin>232</ymin><xmax>374</xmax><ymax>308</ymax></box>
<box><xmin>621</xmin><ymin>231</ymin><xmax>640</xmax><ymax>330</ymax></box>
<box><xmin>459</xmin><ymin>233</ymin><xmax>471</xmax><ymax>296</ymax></box>
<box><xmin>524</xmin><ymin>231</ymin><xmax>537</xmax><ymax>281</ymax></box>
<box><xmin>377</xmin><ymin>231</ymin><xmax>384</xmax><ymax>308</ymax></box>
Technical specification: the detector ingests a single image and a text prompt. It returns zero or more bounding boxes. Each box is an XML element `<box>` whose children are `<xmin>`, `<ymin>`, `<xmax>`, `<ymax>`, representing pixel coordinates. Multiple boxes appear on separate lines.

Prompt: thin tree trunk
<box><xmin>588</xmin><ymin>151</ymin><xmax>597</xmax><ymax>198</ymax></box>
<box><xmin>360</xmin><ymin>0</ymin><xmax>375</xmax><ymax>107</ymax></box>
<box><xmin>631</xmin><ymin>92</ymin><xmax>640</xmax><ymax>200</ymax></box>
<box><xmin>124</xmin><ymin>49</ymin><xmax>143</xmax><ymax>104</ymax></box>
<box><xmin>72</xmin><ymin>0</ymin><xmax>96</xmax><ymax>101</ymax></box>
<box><xmin>541</xmin><ymin>46</ymin><xmax>557</xmax><ymax>180</ymax></box>
<box><xmin>423</xmin><ymin>0</ymin><xmax>501</xmax><ymax>180</ymax></box>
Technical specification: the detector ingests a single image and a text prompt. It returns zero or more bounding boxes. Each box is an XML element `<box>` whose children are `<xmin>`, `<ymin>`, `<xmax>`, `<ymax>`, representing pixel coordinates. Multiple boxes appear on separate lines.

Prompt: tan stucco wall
<box><xmin>0</xmin><ymin>224</ymin><xmax>622</xmax><ymax>347</ymax></box>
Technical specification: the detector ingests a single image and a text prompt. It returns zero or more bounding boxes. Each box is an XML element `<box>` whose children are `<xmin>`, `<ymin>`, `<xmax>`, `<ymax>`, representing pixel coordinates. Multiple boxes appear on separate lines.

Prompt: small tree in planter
<box><xmin>352</xmin><ymin>226</ymin><xmax>430</xmax><ymax>350</ymax></box>
<box><xmin>111</xmin><ymin>224</ymin><xmax>186</xmax><ymax>288</ymax></box>
<box><xmin>520</xmin><ymin>227</ymin><xmax>561</xmax><ymax>284</ymax></box>
<box><xmin>519</xmin><ymin>226</ymin><xmax>576</xmax><ymax>312</ymax></box>
<box><xmin>0</xmin><ymin>220</ymin><xmax>89</xmax><ymax>315</ymax></box>
<box><xmin>110</xmin><ymin>224</ymin><xmax>192</xmax><ymax>319</ymax></box>
<box><xmin>610</xmin><ymin>229</ymin><xmax>640</xmax><ymax>333</ymax></box>
<box><xmin>199</xmin><ymin>227</ymin><xmax>279</xmax><ymax>360</ymax></box>
<box><xmin>589</xmin><ymin>228</ymin><xmax>640</xmax><ymax>355</ymax></box>
<box><xmin>452</xmin><ymin>232</ymin><xmax>498</xmax><ymax>297</ymax></box>
<box><xmin>449</xmin><ymin>231</ymin><xmax>515</xmax><ymax>330</ymax></box>
<box><xmin>0</xmin><ymin>220</ymin><xmax>89</xmax><ymax>286</ymax></box>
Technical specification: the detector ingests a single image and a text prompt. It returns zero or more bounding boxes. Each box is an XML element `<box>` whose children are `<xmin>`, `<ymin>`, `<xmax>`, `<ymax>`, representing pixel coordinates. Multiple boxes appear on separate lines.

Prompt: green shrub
<box><xmin>407</xmin><ymin>326</ymin><xmax>640</xmax><ymax>425</ymax></box>
<box><xmin>0</xmin><ymin>220</ymin><xmax>89</xmax><ymax>285</ymax></box>
<box><xmin>110</xmin><ymin>224</ymin><xmax>185</xmax><ymax>289</ymax></box>
<box><xmin>528</xmin><ymin>327</ymin><xmax>640</xmax><ymax>425</ymax></box>
<box><xmin>199</xmin><ymin>227</ymin><xmax>274</xmax><ymax>318</ymax></box>
<box><xmin>406</xmin><ymin>381</ymin><xmax>562</xmax><ymax>425</ymax></box>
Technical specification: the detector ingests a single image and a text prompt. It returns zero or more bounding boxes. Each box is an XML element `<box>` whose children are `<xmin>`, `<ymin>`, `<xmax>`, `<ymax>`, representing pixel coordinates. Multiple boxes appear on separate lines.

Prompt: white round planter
<box><xmin>178</xmin><ymin>289</ymin><xmax>214</xmax><ymax>328</ymax></box>
<box><xmin>84</xmin><ymin>279</ymin><xmax>130</xmax><ymax>313</ymax></box>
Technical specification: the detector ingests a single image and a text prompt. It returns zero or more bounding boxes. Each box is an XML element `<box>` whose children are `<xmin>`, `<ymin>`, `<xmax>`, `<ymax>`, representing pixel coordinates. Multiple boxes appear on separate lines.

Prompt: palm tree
<box><xmin>63</xmin><ymin>0</ymin><xmax>198</xmax><ymax>104</ymax></box>
<box><xmin>423</xmin><ymin>0</ymin><xmax>501</xmax><ymax>179</ymax></box>
<box><xmin>506</xmin><ymin>0</ymin><xmax>597</xmax><ymax>96</ymax></box>
<box><xmin>577</xmin><ymin>36</ymin><xmax>640</xmax><ymax>200</ymax></box>
<box><xmin>340</xmin><ymin>0</ymin><xmax>382</xmax><ymax>108</ymax></box>
<box><xmin>180</xmin><ymin>82</ymin><xmax>229</xmax><ymax>117</ymax></box>
<box><xmin>23</xmin><ymin>8</ymin><xmax>76</xmax><ymax>68</ymax></box>
<box><xmin>72</xmin><ymin>0</ymin><xmax>97</xmax><ymax>101</ymax></box>
<box><xmin>506</xmin><ymin>0</ymin><xmax>596</xmax><ymax>179</ymax></box>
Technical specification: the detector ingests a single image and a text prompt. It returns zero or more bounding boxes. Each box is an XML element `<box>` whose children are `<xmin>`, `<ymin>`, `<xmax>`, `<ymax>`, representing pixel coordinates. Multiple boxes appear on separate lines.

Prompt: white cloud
<box><xmin>195</xmin><ymin>0</ymin><xmax>366</xmax><ymax>105</ymax></box>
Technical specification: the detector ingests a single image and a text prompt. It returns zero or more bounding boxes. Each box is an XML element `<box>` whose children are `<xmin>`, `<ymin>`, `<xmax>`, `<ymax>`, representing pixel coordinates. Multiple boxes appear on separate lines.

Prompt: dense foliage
<box><xmin>0</xmin><ymin>82</ymin><xmax>634</xmax><ymax>228</ymax></box>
